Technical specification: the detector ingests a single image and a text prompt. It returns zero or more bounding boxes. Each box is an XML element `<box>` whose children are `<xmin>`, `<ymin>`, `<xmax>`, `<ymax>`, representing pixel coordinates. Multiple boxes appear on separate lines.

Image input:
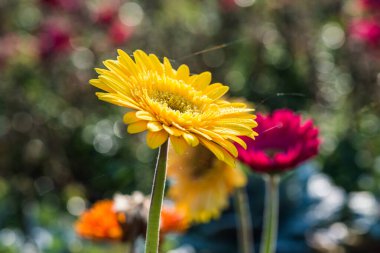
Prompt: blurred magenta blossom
<box><xmin>219</xmin><ymin>0</ymin><xmax>238</xmax><ymax>12</ymax></box>
<box><xmin>90</xmin><ymin>0</ymin><xmax>134</xmax><ymax>45</ymax></box>
<box><xmin>236</xmin><ymin>109</ymin><xmax>320</xmax><ymax>174</ymax></box>
<box><xmin>108</xmin><ymin>21</ymin><xmax>134</xmax><ymax>45</ymax></box>
<box><xmin>38</xmin><ymin>19</ymin><xmax>72</xmax><ymax>58</ymax></box>
<box><xmin>92</xmin><ymin>1</ymin><xmax>120</xmax><ymax>25</ymax></box>
<box><xmin>94</xmin><ymin>5</ymin><xmax>118</xmax><ymax>25</ymax></box>
<box><xmin>359</xmin><ymin>0</ymin><xmax>380</xmax><ymax>10</ymax></box>
<box><xmin>40</xmin><ymin>0</ymin><xmax>81</xmax><ymax>11</ymax></box>
<box><xmin>350</xmin><ymin>19</ymin><xmax>380</xmax><ymax>47</ymax></box>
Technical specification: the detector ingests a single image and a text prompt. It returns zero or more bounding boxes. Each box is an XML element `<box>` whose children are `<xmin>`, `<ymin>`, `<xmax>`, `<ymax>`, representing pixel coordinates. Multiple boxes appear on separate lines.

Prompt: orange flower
<box><xmin>160</xmin><ymin>206</ymin><xmax>188</xmax><ymax>234</ymax></box>
<box><xmin>74</xmin><ymin>200</ymin><xmax>123</xmax><ymax>241</ymax></box>
<box><xmin>74</xmin><ymin>194</ymin><xmax>188</xmax><ymax>242</ymax></box>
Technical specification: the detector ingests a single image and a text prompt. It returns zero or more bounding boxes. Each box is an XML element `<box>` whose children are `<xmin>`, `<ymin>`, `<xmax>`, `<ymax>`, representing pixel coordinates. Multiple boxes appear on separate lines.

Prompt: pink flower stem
<box><xmin>145</xmin><ymin>141</ymin><xmax>169</xmax><ymax>253</ymax></box>
<box><xmin>260</xmin><ymin>174</ymin><xmax>280</xmax><ymax>253</ymax></box>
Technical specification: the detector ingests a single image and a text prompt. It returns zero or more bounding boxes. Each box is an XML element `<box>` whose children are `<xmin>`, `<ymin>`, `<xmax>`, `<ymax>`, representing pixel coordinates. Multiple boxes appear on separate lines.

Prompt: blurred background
<box><xmin>1</xmin><ymin>0</ymin><xmax>380</xmax><ymax>252</ymax></box>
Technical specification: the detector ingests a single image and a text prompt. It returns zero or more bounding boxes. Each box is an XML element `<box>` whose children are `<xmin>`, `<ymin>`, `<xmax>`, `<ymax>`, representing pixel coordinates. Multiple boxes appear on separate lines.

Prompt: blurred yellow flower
<box><xmin>167</xmin><ymin>145</ymin><xmax>247</xmax><ymax>223</ymax></box>
<box><xmin>90</xmin><ymin>49</ymin><xmax>257</xmax><ymax>166</ymax></box>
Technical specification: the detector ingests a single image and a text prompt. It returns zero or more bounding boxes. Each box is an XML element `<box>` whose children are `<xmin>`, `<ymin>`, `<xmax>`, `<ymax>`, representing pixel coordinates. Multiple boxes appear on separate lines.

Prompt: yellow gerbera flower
<box><xmin>90</xmin><ymin>49</ymin><xmax>257</xmax><ymax>166</ymax></box>
<box><xmin>167</xmin><ymin>145</ymin><xmax>247</xmax><ymax>223</ymax></box>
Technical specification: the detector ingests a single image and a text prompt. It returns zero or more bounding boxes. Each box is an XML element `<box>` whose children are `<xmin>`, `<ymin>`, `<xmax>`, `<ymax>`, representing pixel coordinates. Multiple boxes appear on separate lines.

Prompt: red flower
<box><xmin>38</xmin><ymin>20</ymin><xmax>72</xmax><ymax>58</ymax></box>
<box><xmin>108</xmin><ymin>21</ymin><xmax>134</xmax><ymax>45</ymax></box>
<box><xmin>359</xmin><ymin>0</ymin><xmax>380</xmax><ymax>10</ymax></box>
<box><xmin>91</xmin><ymin>0</ymin><xmax>120</xmax><ymax>25</ymax></box>
<box><xmin>350</xmin><ymin>19</ymin><xmax>380</xmax><ymax>48</ymax></box>
<box><xmin>40</xmin><ymin>0</ymin><xmax>80</xmax><ymax>11</ymax></box>
<box><xmin>94</xmin><ymin>6</ymin><xmax>117</xmax><ymax>25</ymax></box>
<box><xmin>236</xmin><ymin>109</ymin><xmax>320</xmax><ymax>174</ymax></box>
<box><xmin>219</xmin><ymin>0</ymin><xmax>238</xmax><ymax>12</ymax></box>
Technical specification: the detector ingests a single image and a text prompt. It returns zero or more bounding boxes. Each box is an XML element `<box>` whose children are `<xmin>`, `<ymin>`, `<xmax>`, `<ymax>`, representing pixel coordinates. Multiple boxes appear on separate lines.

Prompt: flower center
<box><xmin>264</xmin><ymin>148</ymin><xmax>283</xmax><ymax>158</ymax></box>
<box><xmin>152</xmin><ymin>91</ymin><xmax>198</xmax><ymax>113</ymax></box>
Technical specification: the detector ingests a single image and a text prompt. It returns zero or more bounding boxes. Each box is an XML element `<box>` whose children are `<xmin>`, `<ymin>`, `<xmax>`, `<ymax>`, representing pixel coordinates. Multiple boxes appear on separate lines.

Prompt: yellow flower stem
<box><xmin>260</xmin><ymin>174</ymin><xmax>280</xmax><ymax>253</ymax></box>
<box><xmin>145</xmin><ymin>141</ymin><xmax>169</xmax><ymax>253</ymax></box>
<box><xmin>234</xmin><ymin>187</ymin><xmax>255</xmax><ymax>253</ymax></box>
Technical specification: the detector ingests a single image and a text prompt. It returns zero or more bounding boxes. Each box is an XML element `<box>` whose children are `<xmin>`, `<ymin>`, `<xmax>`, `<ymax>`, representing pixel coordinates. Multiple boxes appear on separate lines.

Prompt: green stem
<box><xmin>129</xmin><ymin>241</ymin><xmax>135</xmax><ymax>253</ymax></box>
<box><xmin>145</xmin><ymin>141</ymin><xmax>169</xmax><ymax>253</ymax></box>
<box><xmin>234</xmin><ymin>187</ymin><xmax>255</xmax><ymax>253</ymax></box>
<box><xmin>260</xmin><ymin>174</ymin><xmax>280</xmax><ymax>253</ymax></box>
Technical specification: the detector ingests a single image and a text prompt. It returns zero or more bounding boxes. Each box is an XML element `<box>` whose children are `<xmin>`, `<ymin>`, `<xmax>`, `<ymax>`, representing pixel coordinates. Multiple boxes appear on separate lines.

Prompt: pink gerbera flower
<box><xmin>350</xmin><ymin>19</ymin><xmax>380</xmax><ymax>48</ymax></box>
<box><xmin>236</xmin><ymin>109</ymin><xmax>320</xmax><ymax>174</ymax></box>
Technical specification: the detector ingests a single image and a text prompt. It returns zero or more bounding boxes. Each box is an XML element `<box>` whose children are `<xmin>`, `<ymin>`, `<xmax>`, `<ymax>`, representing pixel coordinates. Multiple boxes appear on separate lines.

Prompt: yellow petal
<box><xmin>196</xmin><ymin>128</ymin><xmax>225</xmax><ymax>143</ymax></box>
<box><xmin>149</xmin><ymin>54</ymin><xmax>164</xmax><ymax>74</ymax></box>
<box><xmin>103</xmin><ymin>60</ymin><xmax>129</xmax><ymax>81</ymax></box>
<box><xmin>163</xmin><ymin>57</ymin><xmax>174</xmax><ymax>77</ymax></box>
<box><xmin>163</xmin><ymin>125</ymin><xmax>182</xmax><ymax>136</ymax></box>
<box><xmin>117</xmin><ymin>49</ymin><xmax>139</xmax><ymax>75</ymax></box>
<box><xmin>96</xmin><ymin>93</ymin><xmax>141</xmax><ymax>110</ymax></box>
<box><xmin>223</xmin><ymin>152</ymin><xmax>236</xmax><ymax>168</ymax></box>
<box><xmin>170</xmin><ymin>136</ymin><xmax>188</xmax><ymax>155</ymax></box>
<box><xmin>123</xmin><ymin>111</ymin><xmax>139</xmax><ymax>124</ymax></box>
<box><xmin>191</xmin><ymin>72</ymin><xmax>211</xmax><ymax>90</ymax></box>
<box><xmin>217</xmin><ymin>140</ymin><xmax>238</xmax><ymax>157</ymax></box>
<box><xmin>217</xmin><ymin>123</ymin><xmax>254</xmax><ymax>132</ymax></box>
<box><xmin>134</xmin><ymin>50</ymin><xmax>152</xmax><ymax>70</ymax></box>
<box><xmin>95</xmin><ymin>68</ymin><xmax>109</xmax><ymax>75</ymax></box>
<box><xmin>219</xmin><ymin>108</ymin><xmax>256</xmax><ymax>117</ymax></box>
<box><xmin>214</xmin><ymin>126</ymin><xmax>253</xmax><ymax>137</ymax></box>
<box><xmin>136</xmin><ymin>111</ymin><xmax>156</xmax><ymax>121</ymax></box>
<box><xmin>176</xmin><ymin>64</ymin><xmax>190</xmax><ymax>81</ymax></box>
<box><xmin>188</xmin><ymin>75</ymin><xmax>198</xmax><ymax>83</ymax></box>
<box><xmin>172</xmin><ymin>122</ymin><xmax>187</xmax><ymax>131</ymax></box>
<box><xmin>205</xmin><ymin>83</ymin><xmax>229</xmax><ymax>100</ymax></box>
<box><xmin>217</xmin><ymin>118</ymin><xmax>258</xmax><ymax>128</ymax></box>
<box><xmin>113</xmin><ymin>58</ymin><xmax>134</xmax><ymax>77</ymax></box>
<box><xmin>189</xmin><ymin>128</ymin><xmax>212</xmax><ymax>140</ymax></box>
<box><xmin>127</xmin><ymin>121</ymin><xmax>147</xmax><ymax>134</ymax></box>
<box><xmin>199</xmin><ymin>138</ymin><xmax>224</xmax><ymax>161</ymax></box>
<box><xmin>226</xmin><ymin>135</ymin><xmax>247</xmax><ymax>150</ymax></box>
<box><xmin>199</xmin><ymin>138</ymin><xmax>235</xmax><ymax>167</ymax></box>
<box><xmin>89</xmin><ymin>79</ymin><xmax>114</xmax><ymax>93</ymax></box>
<box><xmin>229</xmin><ymin>102</ymin><xmax>249</xmax><ymax>108</ymax></box>
<box><xmin>99</xmin><ymin>75</ymin><xmax>128</xmax><ymax>95</ymax></box>
<box><xmin>182</xmin><ymin>132</ymin><xmax>199</xmax><ymax>147</ymax></box>
<box><xmin>147</xmin><ymin>121</ymin><xmax>163</xmax><ymax>132</ymax></box>
<box><xmin>146</xmin><ymin>130</ymin><xmax>169</xmax><ymax>149</ymax></box>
